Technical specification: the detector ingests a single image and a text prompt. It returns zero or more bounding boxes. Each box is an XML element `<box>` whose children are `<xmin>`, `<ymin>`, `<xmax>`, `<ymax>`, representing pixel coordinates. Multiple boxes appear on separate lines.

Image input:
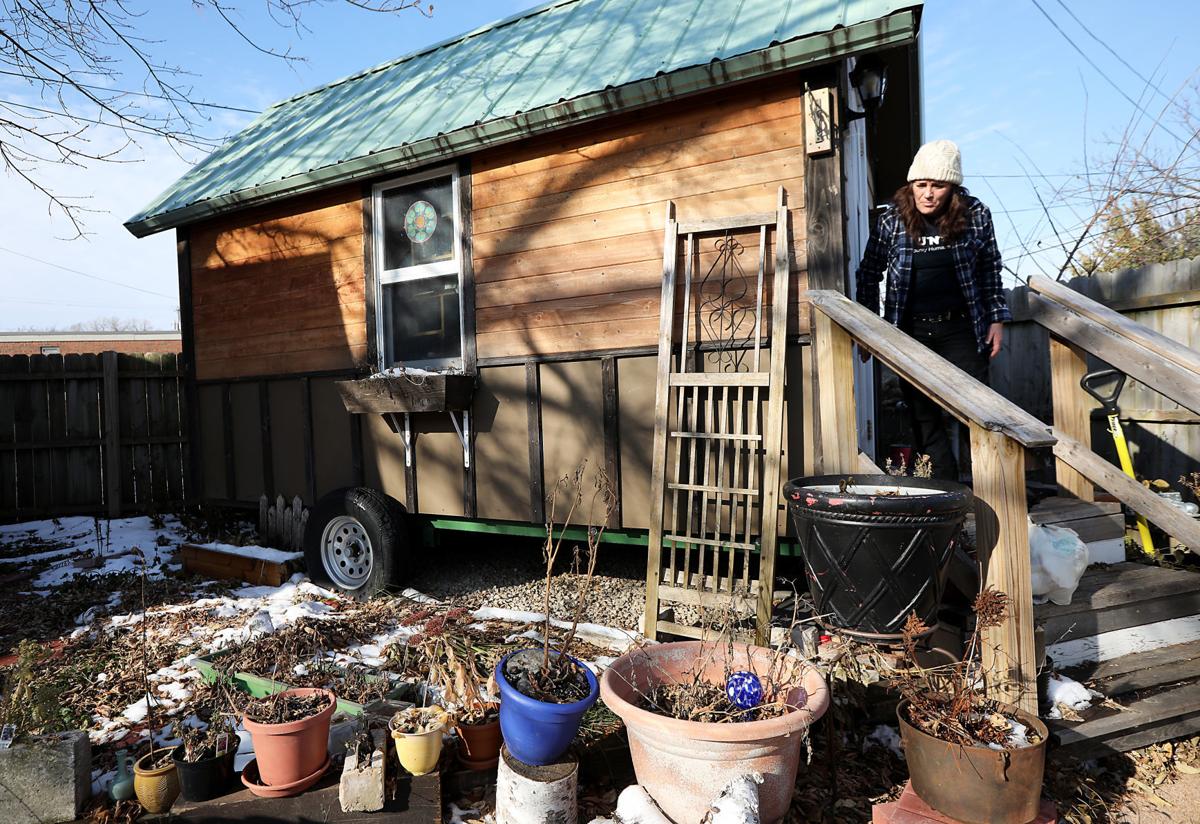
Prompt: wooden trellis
<box><xmin>643</xmin><ymin>188</ymin><xmax>792</xmax><ymax>644</ymax></box>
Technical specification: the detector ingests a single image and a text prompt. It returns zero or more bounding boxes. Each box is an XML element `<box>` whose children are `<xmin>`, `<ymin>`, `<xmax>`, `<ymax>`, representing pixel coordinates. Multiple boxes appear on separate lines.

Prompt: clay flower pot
<box><xmin>495</xmin><ymin>650</ymin><xmax>599</xmax><ymax>766</ymax></box>
<box><xmin>898</xmin><ymin>698</ymin><xmax>1049</xmax><ymax>824</ymax></box>
<box><xmin>600</xmin><ymin>641</ymin><xmax>829</xmax><ymax>824</ymax></box>
<box><xmin>391</xmin><ymin>706</ymin><xmax>447</xmax><ymax>776</ymax></box>
<box><xmin>242</xmin><ymin>688</ymin><xmax>335</xmax><ymax>790</ymax></box>
<box><xmin>133</xmin><ymin>750</ymin><xmax>180</xmax><ymax>814</ymax></box>
<box><xmin>456</xmin><ymin>715</ymin><xmax>501</xmax><ymax>770</ymax></box>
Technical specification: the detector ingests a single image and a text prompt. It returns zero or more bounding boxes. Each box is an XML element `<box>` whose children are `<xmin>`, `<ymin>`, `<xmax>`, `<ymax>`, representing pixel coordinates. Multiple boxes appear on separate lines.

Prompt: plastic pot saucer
<box><xmin>240</xmin><ymin>755</ymin><xmax>330</xmax><ymax>798</ymax></box>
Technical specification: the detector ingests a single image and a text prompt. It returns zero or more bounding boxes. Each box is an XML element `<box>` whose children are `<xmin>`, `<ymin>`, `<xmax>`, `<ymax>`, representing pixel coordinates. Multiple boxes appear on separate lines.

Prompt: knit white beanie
<box><xmin>907</xmin><ymin>139</ymin><xmax>963</xmax><ymax>185</ymax></box>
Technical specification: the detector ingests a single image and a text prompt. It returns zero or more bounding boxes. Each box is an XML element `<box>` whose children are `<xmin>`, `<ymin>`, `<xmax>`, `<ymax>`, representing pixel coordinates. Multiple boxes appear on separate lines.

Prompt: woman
<box><xmin>855</xmin><ymin>139</ymin><xmax>1011</xmax><ymax>481</ymax></box>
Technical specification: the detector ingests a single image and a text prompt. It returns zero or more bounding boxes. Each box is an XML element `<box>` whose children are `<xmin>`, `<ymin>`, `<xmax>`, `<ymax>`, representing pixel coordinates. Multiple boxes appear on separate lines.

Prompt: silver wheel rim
<box><xmin>321</xmin><ymin>515</ymin><xmax>373</xmax><ymax>590</ymax></box>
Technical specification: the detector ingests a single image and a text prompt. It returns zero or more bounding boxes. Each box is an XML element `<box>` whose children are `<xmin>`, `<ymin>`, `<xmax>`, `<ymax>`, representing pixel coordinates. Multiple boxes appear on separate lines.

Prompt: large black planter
<box><xmin>784</xmin><ymin>475</ymin><xmax>972</xmax><ymax>640</ymax></box>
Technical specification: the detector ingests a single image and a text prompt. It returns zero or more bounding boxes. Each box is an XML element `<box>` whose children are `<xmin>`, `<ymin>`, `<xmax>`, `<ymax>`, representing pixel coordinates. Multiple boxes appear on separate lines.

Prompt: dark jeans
<box><xmin>899</xmin><ymin>312</ymin><xmax>989</xmax><ymax>481</ymax></box>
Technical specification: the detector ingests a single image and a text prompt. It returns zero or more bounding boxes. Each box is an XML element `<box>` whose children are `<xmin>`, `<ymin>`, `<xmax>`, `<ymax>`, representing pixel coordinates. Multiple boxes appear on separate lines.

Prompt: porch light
<box><xmin>849</xmin><ymin>54</ymin><xmax>888</xmax><ymax>113</ymax></box>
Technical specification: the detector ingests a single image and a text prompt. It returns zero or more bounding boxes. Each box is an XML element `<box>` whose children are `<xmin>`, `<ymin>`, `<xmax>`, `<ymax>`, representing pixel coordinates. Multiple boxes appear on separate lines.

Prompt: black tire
<box><xmin>303</xmin><ymin>487</ymin><xmax>408</xmax><ymax>600</ymax></box>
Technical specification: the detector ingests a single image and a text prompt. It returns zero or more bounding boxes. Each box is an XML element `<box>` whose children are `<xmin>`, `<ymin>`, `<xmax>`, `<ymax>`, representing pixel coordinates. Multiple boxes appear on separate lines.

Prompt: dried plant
<box><xmin>416</xmin><ymin>630</ymin><xmax>497</xmax><ymax>725</ymax></box>
<box><xmin>888</xmin><ymin>587</ymin><xmax>1037</xmax><ymax>749</ymax></box>
<box><xmin>516</xmin><ymin>463</ymin><xmax>617</xmax><ymax>701</ymax></box>
<box><xmin>1180</xmin><ymin>472</ymin><xmax>1200</xmax><ymax>500</ymax></box>
<box><xmin>178</xmin><ymin>714</ymin><xmax>238</xmax><ymax>763</ymax></box>
<box><xmin>912</xmin><ymin>454</ymin><xmax>933</xmax><ymax>479</ymax></box>
<box><xmin>884</xmin><ymin>457</ymin><xmax>907</xmax><ymax>477</ymax></box>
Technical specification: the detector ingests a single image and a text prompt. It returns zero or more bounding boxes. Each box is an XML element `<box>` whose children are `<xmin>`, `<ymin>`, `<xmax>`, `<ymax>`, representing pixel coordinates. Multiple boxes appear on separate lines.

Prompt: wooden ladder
<box><xmin>643</xmin><ymin>188</ymin><xmax>792</xmax><ymax>644</ymax></box>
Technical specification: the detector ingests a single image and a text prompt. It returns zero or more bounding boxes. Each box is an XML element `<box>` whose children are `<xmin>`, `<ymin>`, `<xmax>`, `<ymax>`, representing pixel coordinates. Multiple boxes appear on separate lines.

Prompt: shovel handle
<box><xmin>1080</xmin><ymin>369</ymin><xmax>1126</xmax><ymax>412</ymax></box>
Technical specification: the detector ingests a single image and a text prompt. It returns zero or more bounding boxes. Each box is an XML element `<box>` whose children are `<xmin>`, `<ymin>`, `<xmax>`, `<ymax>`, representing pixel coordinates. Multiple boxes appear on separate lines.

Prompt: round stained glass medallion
<box><xmin>404</xmin><ymin>200</ymin><xmax>437</xmax><ymax>243</ymax></box>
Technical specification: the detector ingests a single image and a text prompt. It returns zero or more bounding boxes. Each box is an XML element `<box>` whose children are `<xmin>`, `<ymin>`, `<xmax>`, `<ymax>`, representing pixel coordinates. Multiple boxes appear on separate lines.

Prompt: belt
<box><xmin>909</xmin><ymin>307</ymin><xmax>969</xmax><ymax>323</ymax></box>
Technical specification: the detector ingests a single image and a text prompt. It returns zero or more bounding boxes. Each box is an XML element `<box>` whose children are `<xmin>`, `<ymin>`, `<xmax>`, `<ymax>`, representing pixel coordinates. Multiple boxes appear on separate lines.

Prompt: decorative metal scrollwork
<box><xmin>696</xmin><ymin>234</ymin><xmax>756</xmax><ymax>372</ymax></box>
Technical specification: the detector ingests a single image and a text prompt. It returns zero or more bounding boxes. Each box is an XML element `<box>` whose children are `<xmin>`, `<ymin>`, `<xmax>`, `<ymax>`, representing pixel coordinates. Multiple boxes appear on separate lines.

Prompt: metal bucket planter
<box><xmin>898</xmin><ymin>699</ymin><xmax>1048</xmax><ymax>824</ymax></box>
<box><xmin>600</xmin><ymin>641</ymin><xmax>829</xmax><ymax>824</ymax></box>
<box><xmin>784</xmin><ymin>475</ymin><xmax>972</xmax><ymax>639</ymax></box>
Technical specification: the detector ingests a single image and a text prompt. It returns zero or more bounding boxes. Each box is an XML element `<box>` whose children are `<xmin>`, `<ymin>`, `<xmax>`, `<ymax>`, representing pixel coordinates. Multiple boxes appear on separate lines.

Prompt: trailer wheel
<box><xmin>304</xmin><ymin>487</ymin><xmax>407</xmax><ymax>600</ymax></box>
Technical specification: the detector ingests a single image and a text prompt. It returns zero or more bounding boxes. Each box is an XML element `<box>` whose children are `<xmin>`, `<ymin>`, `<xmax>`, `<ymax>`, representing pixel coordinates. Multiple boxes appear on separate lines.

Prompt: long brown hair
<box><xmin>893</xmin><ymin>183</ymin><xmax>969</xmax><ymax>241</ymax></box>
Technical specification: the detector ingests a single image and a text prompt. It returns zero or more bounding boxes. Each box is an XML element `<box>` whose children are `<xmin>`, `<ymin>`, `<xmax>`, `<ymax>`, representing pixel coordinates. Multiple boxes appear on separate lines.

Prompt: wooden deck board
<box><xmin>1063</xmin><ymin>638</ymin><xmax>1200</xmax><ymax>696</ymax></box>
<box><xmin>1035</xmin><ymin>563</ymin><xmax>1200</xmax><ymax>647</ymax></box>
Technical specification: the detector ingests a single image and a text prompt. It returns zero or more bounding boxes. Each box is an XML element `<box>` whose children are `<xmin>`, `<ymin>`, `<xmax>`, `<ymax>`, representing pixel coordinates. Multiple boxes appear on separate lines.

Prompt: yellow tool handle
<box><xmin>1108</xmin><ymin>414</ymin><xmax>1155</xmax><ymax>557</ymax></box>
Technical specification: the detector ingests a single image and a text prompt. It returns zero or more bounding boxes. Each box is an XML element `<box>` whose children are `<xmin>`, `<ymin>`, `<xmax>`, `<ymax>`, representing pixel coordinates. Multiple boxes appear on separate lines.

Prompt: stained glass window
<box><xmin>374</xmin><ymin>170</ymin><xmax>464</xmax><ymax>369</ymax></box>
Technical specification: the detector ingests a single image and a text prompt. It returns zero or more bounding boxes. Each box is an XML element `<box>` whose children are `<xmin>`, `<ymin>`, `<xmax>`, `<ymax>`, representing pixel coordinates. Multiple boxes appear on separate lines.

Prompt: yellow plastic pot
<box><xmin>391</xmin><ymin>710</ymin><xmax>446</xmax><ymax>776</ymax></box>
<box><xmin>133</xmin><ymin>750</ymin><xmax>180</xmax><ymax>814</ymax></box>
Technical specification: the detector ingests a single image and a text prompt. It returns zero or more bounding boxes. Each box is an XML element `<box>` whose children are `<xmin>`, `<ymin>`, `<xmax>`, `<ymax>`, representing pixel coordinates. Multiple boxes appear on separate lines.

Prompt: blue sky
<box><xmin>1</xmin><ymin>0</ymin><xmax>1196</xmax><ymax>330</ymax></box>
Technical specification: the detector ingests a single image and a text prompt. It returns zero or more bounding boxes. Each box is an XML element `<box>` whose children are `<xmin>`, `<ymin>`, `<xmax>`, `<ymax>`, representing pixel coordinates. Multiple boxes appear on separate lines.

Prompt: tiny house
<box><xmin>126</xmin><ymin>0</ymin><xmax>925</xmax><ymax>601</ymax></box>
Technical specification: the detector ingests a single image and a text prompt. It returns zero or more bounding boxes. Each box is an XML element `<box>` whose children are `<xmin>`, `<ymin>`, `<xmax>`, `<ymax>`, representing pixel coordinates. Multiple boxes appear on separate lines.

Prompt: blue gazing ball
<box><xmin>726</xmin><ymin>670</ymin><xmax>763</xmax><ymax>710</ymax></box>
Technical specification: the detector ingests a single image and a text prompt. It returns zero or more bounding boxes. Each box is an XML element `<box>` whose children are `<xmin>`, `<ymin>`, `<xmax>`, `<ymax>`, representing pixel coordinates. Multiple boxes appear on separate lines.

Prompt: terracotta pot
<box><xmin>242</xmin><ymin>688</ymin><xmax>335</xmax><ymax>788</ymax></box>
<box><xmin>898</xmin><ymin>699</ymin><xmax>1048</xmax><ymax>824</ymax></box>
<box><xmin>133</xmin><ymin>750</ymin><xmax>180</xmax><ymax>814</ymax></box>
<box><xmin>600</xmin><ymin>641</ymin><xmax>829</xmax><ymax>824</ymax></box>
<box><xmin>456</xmin><ymin>717</ymin><xmax>501</xmax><ymax>770</ymax></box>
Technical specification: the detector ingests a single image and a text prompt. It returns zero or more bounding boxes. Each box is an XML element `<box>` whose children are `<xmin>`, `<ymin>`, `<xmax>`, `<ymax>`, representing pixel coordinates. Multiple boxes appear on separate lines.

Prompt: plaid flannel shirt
<box><xmin>854</xmin><ymin>191</ymin><xmax>1012</xmax><ymax>353</ymax></box>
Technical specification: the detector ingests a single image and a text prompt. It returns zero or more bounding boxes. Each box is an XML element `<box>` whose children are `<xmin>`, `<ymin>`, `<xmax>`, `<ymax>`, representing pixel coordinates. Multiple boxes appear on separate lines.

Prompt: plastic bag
<box><xmin>1028</xmin><ymin>519</ymin><xmax>1089</xmax><ymax>606</ymax></box>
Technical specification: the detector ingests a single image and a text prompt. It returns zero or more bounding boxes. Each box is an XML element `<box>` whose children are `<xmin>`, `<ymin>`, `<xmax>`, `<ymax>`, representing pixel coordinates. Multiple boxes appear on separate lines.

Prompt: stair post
<box><xmin>970</xmin><ymin>422</ymin><xmax>1038</xmax><ymax>715</ymax></box>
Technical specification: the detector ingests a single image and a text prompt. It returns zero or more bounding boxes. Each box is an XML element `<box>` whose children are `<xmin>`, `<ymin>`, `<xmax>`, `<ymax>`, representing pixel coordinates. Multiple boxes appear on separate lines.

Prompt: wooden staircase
<box><xmin>1039</xmin><ymin>561</ymin><xmax>1200</xmax><ymax>759</ymax></box>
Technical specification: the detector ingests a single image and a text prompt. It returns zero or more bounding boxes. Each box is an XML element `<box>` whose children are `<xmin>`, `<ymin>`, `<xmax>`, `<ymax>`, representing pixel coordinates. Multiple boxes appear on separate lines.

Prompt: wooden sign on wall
<box><xmin>804</xmin><ymin>87</ymin><xmax>835</xmax><ymax>156</ymax></box>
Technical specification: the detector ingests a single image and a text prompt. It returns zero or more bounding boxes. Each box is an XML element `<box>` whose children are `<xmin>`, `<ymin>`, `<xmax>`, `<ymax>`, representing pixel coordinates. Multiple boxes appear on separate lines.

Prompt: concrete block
<box><xmin>339</xmin><ymin>729</ymin><xmax>386</xmax><ymax>813</ymax></box>
<box><xmin>0</xmin><ymin>730</ymin><xmax>90</xmax><ymax>824</ymax></box>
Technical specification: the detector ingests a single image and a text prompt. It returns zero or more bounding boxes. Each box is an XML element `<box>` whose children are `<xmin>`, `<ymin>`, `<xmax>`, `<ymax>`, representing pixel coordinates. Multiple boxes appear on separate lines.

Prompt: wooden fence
<box><xmin>994</xmin><ymin>257</ymin><xmax>1200</xmax><ymax>485</ymax></box>
<box><xmin>0</xmin><ymin>352</ymin><xmax>187</xmax><ymax>523</ymax></box>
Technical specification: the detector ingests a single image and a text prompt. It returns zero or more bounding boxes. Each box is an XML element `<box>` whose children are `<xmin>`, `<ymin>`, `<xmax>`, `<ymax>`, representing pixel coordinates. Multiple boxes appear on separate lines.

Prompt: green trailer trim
<box><xmin>416</xmin><ymin>514</ymin><xmax>803</xmax><ymax>557</ymax></box>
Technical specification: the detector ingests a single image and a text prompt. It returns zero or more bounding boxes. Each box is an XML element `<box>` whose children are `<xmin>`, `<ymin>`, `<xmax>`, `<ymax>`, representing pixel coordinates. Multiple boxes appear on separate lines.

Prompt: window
<box><xmin>373</xmin><ymin>166</ymin><xmax>465</xmax><ymax>371</ymax></box>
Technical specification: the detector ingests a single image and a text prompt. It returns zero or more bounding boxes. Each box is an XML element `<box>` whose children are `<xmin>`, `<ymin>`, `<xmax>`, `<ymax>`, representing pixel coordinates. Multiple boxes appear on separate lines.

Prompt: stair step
<box><xmin>1062</xmin><ymin>638</ymin><xmax>1200</xmax><ymax>698</ymax></box>
<box><xmin>1036</xmin><ymin>562</ymin><xmax>1200</xmax><ymax>643</ymax></box>
<box><xmin>1051</xmin><ymin>680</ymin><xmax>1200</xmax><ymax>760</ymax></box>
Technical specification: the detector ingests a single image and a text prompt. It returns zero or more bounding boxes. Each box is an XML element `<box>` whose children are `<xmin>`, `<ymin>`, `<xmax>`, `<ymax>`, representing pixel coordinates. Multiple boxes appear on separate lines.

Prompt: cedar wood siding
<box><xmin>190</xmin><ymin>184</ymin><xmax>367</xmax><ymax>381</ymax></box>
<box><xmin>185</xmin><ymin>73</ymin><xmax>816</xmax><ymax>524</ymax></box>
<box><xmin>471</xmin><ymin>78</ymin><xmax>807</xmax><ymax>359</ymax></box>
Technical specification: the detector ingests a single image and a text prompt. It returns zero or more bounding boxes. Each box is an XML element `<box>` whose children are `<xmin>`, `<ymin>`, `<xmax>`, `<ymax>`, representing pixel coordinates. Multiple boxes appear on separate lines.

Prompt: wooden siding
<box><xmin>190</xmin><ymin>185</ymin><xmax>367</xmax><ymax>380</ymax></box>
<box><xmin>472</xmin><ymin>78</ymin><xmax>808</xmax><ymax>361</ymax></box>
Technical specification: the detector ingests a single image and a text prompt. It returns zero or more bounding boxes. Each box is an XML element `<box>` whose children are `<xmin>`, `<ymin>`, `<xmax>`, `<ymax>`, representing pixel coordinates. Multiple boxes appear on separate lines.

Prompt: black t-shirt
<box><xmin>909</xmin><ymin>218</ymin><xmax>967</xmax><ymax>314</ymax></box>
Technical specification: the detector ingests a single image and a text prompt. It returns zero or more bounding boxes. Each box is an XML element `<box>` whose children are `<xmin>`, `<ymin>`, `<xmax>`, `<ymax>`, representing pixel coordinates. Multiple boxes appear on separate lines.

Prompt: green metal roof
<box><xmin>126</xmin><ymin>0</ymin><xmax>921</xmax><ymax>237</ymax></box>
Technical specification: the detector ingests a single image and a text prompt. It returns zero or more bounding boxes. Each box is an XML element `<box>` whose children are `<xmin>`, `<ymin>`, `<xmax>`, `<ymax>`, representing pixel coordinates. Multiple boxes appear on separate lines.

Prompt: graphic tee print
<box><xmin>908</xmin><ymin>218</ymin><xmax>968</xmax><ymax>314</ymax></box>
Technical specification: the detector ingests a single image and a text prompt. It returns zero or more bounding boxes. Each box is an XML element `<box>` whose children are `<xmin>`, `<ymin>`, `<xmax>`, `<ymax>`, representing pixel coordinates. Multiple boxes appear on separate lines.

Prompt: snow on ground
<box><xmin>3</xmin><ymin>515</ymin><xmax>647</xmax><ymax>756</ymax></box>
<box><xmin>0</xmin><ymin>515</ymin><xmax>190</xmax><ymax>590</ymax></box>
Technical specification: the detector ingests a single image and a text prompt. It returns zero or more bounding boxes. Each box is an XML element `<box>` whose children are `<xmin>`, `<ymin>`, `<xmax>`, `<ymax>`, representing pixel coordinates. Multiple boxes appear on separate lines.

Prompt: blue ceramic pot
<box><xmin>495</xmin><ymin>650</ymin><xmax>598</xmax><ymax>766</ymax></box>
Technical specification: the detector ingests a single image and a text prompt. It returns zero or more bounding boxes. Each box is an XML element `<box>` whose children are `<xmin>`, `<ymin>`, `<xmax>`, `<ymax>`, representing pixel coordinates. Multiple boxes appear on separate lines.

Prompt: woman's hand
<box><xmin>985</xmin><ymin>322</ymin><xmax>1004</xmax><ymax>358</ymax></box>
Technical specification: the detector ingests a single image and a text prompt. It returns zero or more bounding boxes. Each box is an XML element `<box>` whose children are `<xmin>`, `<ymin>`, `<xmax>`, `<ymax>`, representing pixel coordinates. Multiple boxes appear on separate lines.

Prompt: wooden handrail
<box><xmin>1054</xmin><ymin>433</ymin><xmax>1200</xmax><ymax>550</ymax></box>
<box><xmin>808</xmin><ymin>288</ymin><xmax>1041</xmax><ymax>714</ymax></box>
<box><xmin>1026</xmin><ymin>292</ymin><xmax>1200</xmax><ymax>416</ymax></box>
<box><xmin>807</xmin><ymin>290</ymin><xmax>1055</xmax><ymax>448</ymax></box>
<box><xmin>1029</xmin><ymin>275</ymin><xmax>1200</xmax><ymax>377</ymax></box>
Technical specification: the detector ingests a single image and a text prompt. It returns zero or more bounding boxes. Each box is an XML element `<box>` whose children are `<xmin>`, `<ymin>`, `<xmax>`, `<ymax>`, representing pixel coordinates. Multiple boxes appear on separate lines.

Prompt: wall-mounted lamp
<box><xmin>847</xmin><ymin>55</ymin><xmax>888</xmax><ymax>120</ymax></box>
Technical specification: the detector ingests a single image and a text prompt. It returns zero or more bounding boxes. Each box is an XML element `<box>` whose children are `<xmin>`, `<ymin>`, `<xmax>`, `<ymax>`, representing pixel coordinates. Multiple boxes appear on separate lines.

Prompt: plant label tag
<box><xmin>216</xmin><ymin>733</ymin><xmax>229</xmax><ymax>756</ymax></box>
<box><xmin>0</xmin><ymin>725</ymin><xmax>14</xmax><ymax>750</ymax></box>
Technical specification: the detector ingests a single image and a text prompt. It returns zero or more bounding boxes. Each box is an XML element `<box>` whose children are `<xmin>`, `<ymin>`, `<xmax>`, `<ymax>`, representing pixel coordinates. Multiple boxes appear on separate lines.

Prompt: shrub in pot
<box><xmin>412</xmin><ymin>625</ymin><xmax>502</xmax><ymax>770</ymax></box>
<box><xmin>891</xmin><ymin>589</ymin><xmax>1047</xmax><ymax>824</ymax></box>
<box><xmin>171</xmin><ymin>717</ymin><xmax>240</xmax><ymax>802</ymax></box>
<box><xmin>600</xmin><ymin>640</ymin><xmax>829</xmax><ymax>824</ymax></box>
<box><xmin>493</xmin><ymin>463</ymin><xmax>612</xmax><ymax>766</ymax></box>
<box><xmin>495</xmin><ymin>648</ymin><xmax>598</xmax><ymax>766</ymax></box>
<box><xmin>241</xmin><ymin>687</ymin><xmax>335</xmax><ymax>793</ymax></box>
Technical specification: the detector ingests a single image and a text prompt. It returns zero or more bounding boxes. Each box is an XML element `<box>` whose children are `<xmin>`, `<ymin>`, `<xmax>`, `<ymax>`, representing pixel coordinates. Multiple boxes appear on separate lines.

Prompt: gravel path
<box><xmin>408</xmin><ymin>537</ymin><xmax>647</xmax><ymax>631</ymax></box>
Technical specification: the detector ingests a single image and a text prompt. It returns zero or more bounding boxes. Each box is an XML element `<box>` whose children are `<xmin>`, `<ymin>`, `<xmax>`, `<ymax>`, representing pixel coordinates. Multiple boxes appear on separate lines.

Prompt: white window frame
<box><xmin>372</xmin><ymin>164</ymin><xmax>466</xmax><ymax>372</ymax></box>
